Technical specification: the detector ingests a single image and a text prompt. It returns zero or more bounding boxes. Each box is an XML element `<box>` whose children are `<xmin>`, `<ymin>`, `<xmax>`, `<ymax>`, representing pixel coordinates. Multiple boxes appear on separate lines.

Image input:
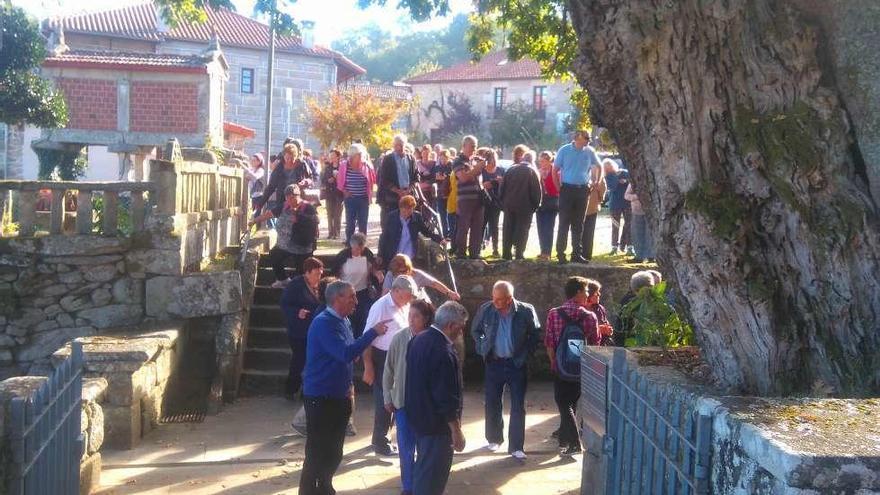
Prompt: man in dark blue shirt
<box><xmin>603</xmin><ymin>159</ymin><xmax>632</xmax><ymax>255</ymax></box>
<box><xmin>405</xmin><ymin>301</ymin><xmax>469</xmax><ymax>495</ymax></box>
<box><xmin>300</xmin><ymin>280</ymin><xmax>388</xmax><ymax>495</ymax></box>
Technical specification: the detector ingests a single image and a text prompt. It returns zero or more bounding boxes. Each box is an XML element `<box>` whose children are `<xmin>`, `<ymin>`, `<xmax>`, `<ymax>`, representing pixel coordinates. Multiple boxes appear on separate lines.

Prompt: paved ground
<box><xmin>96</xmin><ymin>382</ymin><xmax>584</xmax><ymax>495</ymax></box>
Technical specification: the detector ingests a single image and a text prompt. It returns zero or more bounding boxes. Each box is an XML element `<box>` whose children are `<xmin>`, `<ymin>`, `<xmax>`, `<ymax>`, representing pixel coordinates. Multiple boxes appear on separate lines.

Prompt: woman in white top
<box><xmin>332</xmin><ymin>232</ymin><xmax>385</xmax><ymax>336</ymax></box>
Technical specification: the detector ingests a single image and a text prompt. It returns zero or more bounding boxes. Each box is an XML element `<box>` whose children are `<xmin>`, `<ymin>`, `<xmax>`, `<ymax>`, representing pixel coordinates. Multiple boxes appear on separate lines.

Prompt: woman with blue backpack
<box><xmin>544</xmin><ymin>276</ymin><xmax>613</xmax><ymax>457</ymax></box>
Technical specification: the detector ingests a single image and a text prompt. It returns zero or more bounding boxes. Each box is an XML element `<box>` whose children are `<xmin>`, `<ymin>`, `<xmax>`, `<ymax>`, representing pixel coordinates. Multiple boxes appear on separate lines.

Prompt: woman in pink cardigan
<box><xmin>337</xmin><ymin>143</ymin><xmax>377</xmax><ymax>243</ymax></box>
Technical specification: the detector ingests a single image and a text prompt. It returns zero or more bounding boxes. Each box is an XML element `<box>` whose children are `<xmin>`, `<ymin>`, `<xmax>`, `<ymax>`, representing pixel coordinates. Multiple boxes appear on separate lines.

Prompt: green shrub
<box><xmin>620</xmin><ymin>282</ymin><xmax>694</xmax><ymax>348</ymax></box>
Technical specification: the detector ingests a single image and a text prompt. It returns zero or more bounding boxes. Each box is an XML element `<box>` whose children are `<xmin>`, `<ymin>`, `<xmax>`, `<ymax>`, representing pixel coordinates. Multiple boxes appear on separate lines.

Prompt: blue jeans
<box><xmin>396</xmin><ymin>408</ymin><xmax>417</xmax><ymax>492</ymax></box>
<box><xmin>631</xmin><ymin>213</ymin><xmax>655</xmax><ymax>259</ymax></box>
<box><xmin>344</xmin><ymin>196</ymin><xmax>369</xmax><ymax>243</ymax></box>
<box><xmin>536</xmin><ymin>209</ymin><xmax>557</xmax><ymax>256</ymax></box>
<box><xmin>484</xmin><ymin>359</ymin><xmax>527</xmax><ymax>453</ymax></box>
<box><xmin>413</xmin><ymin>432</ymin><xmax>453</xmax><ymax>495</ymax></box>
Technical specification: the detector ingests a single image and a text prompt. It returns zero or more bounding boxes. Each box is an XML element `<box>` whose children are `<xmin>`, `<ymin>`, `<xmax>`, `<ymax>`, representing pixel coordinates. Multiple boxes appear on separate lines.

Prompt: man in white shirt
<box><xmin>362</xmin><ymin>275</ymin><xmax>417</xmax><ymax>456</ymax></box>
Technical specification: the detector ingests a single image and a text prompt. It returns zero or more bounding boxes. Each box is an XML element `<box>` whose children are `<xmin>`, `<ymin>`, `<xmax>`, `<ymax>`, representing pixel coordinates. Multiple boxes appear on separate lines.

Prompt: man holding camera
<box><xmin>452</xmin><ymin>135</ymin><xmax>486</xmax><ymax>259</ymax></box>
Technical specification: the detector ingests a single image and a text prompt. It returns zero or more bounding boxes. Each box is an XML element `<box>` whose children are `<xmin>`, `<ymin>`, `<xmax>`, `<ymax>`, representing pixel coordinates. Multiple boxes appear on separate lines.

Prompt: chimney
<box><xmin>301</xmin><ymin>20</ymin><xmax>315</xmax><ymax>48</ymax></box>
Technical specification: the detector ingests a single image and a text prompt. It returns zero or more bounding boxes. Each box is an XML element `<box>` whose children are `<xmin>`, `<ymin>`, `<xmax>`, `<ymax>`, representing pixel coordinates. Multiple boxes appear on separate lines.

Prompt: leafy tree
<box><xmin>331</xmin><ymin>14</ymin><xmax>495</xmax><ymax>83</ymax></box>
<box><xmin>432</xmin><ymin>92</ymin><xmax>480</xmax><ymax>139</ymax></box>
<box><xmin>0</xmin><ymin>5</ymin><xmax>67</xmax><ymax>127</ymax></box>
<box><xmin>305</xmin><ymin>88</ymin><xmax>411</xmax><ymax>151</ymax></box>
<box><xmin>375</xmin><ymin>0</ymin><xmax>880</xmax><ymax>396</ymax></box>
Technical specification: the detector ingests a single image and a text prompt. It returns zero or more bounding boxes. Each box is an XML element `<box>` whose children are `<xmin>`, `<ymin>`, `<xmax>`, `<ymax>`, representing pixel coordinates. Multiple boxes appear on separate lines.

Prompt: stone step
<box><xmin>239</xmin><ymin>369</ymin><xmax>287</xmax><ymax>396</ymax></box>
<box><xmin>250</xmin><ymin>304</ymin><xmax>286</xmax><ymax>327</ymax></box>
<box><xmin>253</xmin><ymin>285</ymin><xmax>283</xmax><ymax>305</ymax></box>
<box><xmin>243</xmin><ymin>347</ymin><xmax>290</xmax><ymax>371</ymax></box>
<box><xmin>247</xmin><ymin>326</ymin><xmax>289</xmax><ymax>348</ymax></box>
<box><xmin>257</xmin><ymin>253</ymin><xmax>337</xmax><ymax>268</ymax></box>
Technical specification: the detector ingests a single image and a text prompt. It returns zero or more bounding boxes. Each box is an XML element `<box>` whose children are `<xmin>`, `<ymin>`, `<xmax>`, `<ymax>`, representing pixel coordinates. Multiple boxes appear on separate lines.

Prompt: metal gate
<box><xmin>583</xmin><ymin>347</ymin><xmax>713</xmax><ymax>495</ymax></box>
<box><xmin>8</xmin><ymin>342</ymin><xmax>84</xmax><ymax>495</ymax></box>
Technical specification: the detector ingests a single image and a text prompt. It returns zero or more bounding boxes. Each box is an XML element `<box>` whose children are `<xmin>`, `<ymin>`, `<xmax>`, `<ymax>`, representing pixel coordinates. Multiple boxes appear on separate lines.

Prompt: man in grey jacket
<box><xmin>500</xmin><ymin>146</ymin><xmax>542</xmax><ymax>260</ymax></box>
<box><xmin>471</xmin><ymin>280</ymin><xmax>541</xmax><ymax>462</ymax></box>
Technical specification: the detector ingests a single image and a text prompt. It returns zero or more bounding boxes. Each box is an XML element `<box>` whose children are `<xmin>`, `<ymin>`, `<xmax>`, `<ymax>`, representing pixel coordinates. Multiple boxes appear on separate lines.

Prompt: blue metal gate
<box><xmin>582</xmin><ymin>347</ymin><xmax>713</xmax><ymax>495</ymax></box>
<box><xmin>8</xmin><ymin>342</ymin><xmax>84</xmax><ymax>495</ymax></box>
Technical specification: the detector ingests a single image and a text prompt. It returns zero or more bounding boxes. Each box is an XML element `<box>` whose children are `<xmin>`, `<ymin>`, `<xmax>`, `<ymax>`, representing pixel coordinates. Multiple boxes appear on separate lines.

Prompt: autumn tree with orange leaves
<box><xmin>306</xmin><ymin>88</ymin><xmax>411</xmax><ymax>152</ymax></box>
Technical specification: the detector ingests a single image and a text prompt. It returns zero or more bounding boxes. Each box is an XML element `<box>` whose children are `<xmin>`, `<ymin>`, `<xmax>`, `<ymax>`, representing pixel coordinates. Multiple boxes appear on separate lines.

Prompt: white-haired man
<box><xmin>471</xmin><ymin>280</ymin><xmax>541</xmax><ymax>462</ymax></box>
<box><xmin>406</xmin><ymin>301</ymin><xmax>469</xmax><ymax>495</ymax></box>
<box><xmin>362</xmin><ymin>274</ymin><xmax>418</xmax><ymax>456</ymax></box>
<box><xmin>378</xmin><ymin>134</ymin><xmax>418</xmax><ymax>225</ymax></box>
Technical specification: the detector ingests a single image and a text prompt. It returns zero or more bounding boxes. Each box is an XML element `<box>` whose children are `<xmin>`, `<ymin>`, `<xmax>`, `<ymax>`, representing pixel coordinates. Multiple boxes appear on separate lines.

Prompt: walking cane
<box><xmin>411</xmin><ymin>184</ymin><xmax>458</xmax><ymax>294</ymax></box>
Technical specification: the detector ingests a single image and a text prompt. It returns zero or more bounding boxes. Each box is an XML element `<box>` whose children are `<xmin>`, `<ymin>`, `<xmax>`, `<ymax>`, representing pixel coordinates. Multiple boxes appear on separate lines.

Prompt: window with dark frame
<box><xmin>533</xmin><ymin>86</ymin><xmax>547</xmax><ymax>110</ymax></box>
<box><xmin>493</xmin><ymin>87</ymin><xmax>506</xmax><ymax>112</ymax></box>
<box><xmin>241</xmin><ymin>68</ymin><xmax>254</xmax><ymax>94</ymax></box>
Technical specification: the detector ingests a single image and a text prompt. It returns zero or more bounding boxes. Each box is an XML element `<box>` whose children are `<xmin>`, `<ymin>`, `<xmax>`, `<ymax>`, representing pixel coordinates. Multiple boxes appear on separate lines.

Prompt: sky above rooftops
<box><xmin>15</xmin><ymin>0</ymin><xmax>473</xmax><ymax>47</ymax></box>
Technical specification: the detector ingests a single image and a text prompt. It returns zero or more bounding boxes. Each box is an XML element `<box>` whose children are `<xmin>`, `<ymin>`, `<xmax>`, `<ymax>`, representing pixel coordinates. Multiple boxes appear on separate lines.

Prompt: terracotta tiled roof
<box><xmin>47</xmin><ymin>2</ymin><xmax>365</xmax><ymax>79</ymax></box>
<box><xmin>43</xmin><ymin>49</ymin><xmax>210</xmax><ymax>72</ymax></box>
<box><xmin>339</xmin><ymin>81</ymin><xmax>412</xmax><ymax>101</ymax></box>
<box><xmin>224</xmin><ymin>122</ymin><xmax>256</xmax><ymax>138</ymax></box>
<box><xmin>404</xmin><ymin>50</ymin><xmax>542</xmax><ymax>84</ymax></box>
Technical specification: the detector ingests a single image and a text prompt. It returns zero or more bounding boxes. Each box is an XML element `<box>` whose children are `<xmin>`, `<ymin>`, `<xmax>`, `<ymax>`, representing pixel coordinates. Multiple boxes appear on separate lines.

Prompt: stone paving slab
<box><xmin>96</xmin><ymin>382</ymin><xmax>584</xmax><ymax>494</ymax></box>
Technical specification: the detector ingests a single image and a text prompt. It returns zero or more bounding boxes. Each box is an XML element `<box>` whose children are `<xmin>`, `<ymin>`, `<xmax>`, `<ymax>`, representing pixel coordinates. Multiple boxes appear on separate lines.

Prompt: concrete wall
<box><xmin>159</xmin><ymin>41</ymin><xmax>338</xmax><ymax>155</ymax></box>
<box><xmin>409</xmin><ymin>78</ymin><xmax>576</xmax><ymax>139</ymax></box>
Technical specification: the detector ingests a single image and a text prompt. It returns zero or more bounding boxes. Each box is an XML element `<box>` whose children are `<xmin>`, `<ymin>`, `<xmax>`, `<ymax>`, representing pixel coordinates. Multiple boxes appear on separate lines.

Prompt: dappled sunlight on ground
<box><xmin>96</xmin><ymin>383</ymin><xmax>584</xmax><ymax>494</ymax></box>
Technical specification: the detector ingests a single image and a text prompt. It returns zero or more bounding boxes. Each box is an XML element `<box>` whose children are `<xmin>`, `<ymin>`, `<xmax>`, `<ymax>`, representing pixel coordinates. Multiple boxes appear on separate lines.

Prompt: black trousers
<box><xmin>483</xmin><ymin>205</ymin><xmax>502</xmax><ymax>253</ymax></box>
<box><xmin>556</xmin><ymin>184</ymin><xmax>589</xmax><ymax>258</ymax></box>
<box><xmin>581</xmin><ymin>212</ymin><xmax>598</xmax><ymax>260</ymax></box>
<box><xmin>268</xmin><ymin>247</ymin><xmax>311</xmax><ymax>281</ymax></box>
<box><xmin>502</xmin><ymin>209</ymin><xmax>533</xmax><ymax>259</ymax></box>
<box><xmin>554</xmin><ymin>378</ymin><xmax>581</xmax><ymax>449</ymax></box>
<box><xmin>300</xmin><ymin>396</ymin><xmax>353</xmax><ymax>495</ymax></box>
<box><xmin>371</xmin><ymin>348</ymin><xmax>393</xmax><ymax>449</ymax></box>
<box><xmin>287</xmin><ymin>335</ymin><xmax>306</xmax><ymax>396</ymax></box>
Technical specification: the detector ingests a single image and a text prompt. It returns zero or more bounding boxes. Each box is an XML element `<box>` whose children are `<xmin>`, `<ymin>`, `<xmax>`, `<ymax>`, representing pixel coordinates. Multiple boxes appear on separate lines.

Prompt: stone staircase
<box><xmin>240</xmin><ymin>253</ymin><xmax>336</xmax><ymax>395</ymax></box>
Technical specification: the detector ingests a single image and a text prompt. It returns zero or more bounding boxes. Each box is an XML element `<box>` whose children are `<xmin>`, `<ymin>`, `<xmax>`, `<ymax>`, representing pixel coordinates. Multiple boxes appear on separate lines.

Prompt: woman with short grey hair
<box><xmin>337</xmin><ymin>143</ymin><xmax>376</xmax><ymax>243</ymax></box>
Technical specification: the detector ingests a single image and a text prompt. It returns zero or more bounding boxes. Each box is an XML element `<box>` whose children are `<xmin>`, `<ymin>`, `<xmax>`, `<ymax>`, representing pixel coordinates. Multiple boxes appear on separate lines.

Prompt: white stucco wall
<box><xmin>409</xmin><ymin>78</ymin><xmax>575</xmax><ymax>139</ymax></box>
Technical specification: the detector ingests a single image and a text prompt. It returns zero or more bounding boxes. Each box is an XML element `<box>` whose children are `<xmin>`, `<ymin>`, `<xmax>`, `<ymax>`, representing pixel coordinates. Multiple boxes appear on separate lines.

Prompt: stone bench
<box><xmin>53</xmin><ymin>322</ymin><xmax>184</xmax><ymax>450</ymax></box>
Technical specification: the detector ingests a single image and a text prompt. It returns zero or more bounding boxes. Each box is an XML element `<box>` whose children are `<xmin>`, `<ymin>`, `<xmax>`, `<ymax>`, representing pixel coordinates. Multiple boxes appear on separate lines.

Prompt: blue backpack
<box><xmin>555</xmin><ymin>310</ymin><xmax>586</xmax><ymax>382</ymax></box>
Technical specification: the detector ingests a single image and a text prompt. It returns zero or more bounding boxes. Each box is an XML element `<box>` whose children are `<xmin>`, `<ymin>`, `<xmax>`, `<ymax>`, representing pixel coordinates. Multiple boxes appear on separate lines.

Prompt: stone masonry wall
<box><xmin>0</xmin><ymin>236</ymin><xmax>145</xmax><ymax>378</ymax></box>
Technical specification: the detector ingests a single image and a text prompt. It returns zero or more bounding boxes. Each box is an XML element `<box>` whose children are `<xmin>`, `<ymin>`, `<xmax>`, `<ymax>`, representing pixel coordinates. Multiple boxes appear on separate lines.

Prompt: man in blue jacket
<box><xmin>471</xmin><ymin>280</ymin><xmax>541</xmax><ymax>462</ymax></box>
<box><xmin>299</xmin><ymin>280</ymin><xmax>389</xmax><ymax>495</ymax></box>
<box><xmin>406</xmin><ymin>301</ymin><xmax>470</xmax><ymax>495</ymax></box>
<box><xmin>378</xmin><ymin>195</ymin><xmax>444</xmax><ymax>265</ymax></box>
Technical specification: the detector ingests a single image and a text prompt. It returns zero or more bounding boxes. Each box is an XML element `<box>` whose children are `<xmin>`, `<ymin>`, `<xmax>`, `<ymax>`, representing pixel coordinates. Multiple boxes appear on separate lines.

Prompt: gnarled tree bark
<box><xmin>569</xmin><ymin>0</ymin><xmax>880</xmax><ymax>395</ymax></box>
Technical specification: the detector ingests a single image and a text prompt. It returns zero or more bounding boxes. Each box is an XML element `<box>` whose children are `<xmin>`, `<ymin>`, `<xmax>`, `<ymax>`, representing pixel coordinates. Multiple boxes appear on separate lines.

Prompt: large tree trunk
<box><xmin>568</xmin><ymin>0</ymin><xmax>880</xmax><ymax>395</ymax></box>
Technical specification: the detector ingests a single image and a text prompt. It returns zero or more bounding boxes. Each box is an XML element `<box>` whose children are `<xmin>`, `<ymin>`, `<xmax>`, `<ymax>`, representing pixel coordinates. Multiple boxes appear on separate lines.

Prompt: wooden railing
<box><xmin>0</xmin><ymin>156</ymin><xmax>247</xmax><ymax>239</ymax></box>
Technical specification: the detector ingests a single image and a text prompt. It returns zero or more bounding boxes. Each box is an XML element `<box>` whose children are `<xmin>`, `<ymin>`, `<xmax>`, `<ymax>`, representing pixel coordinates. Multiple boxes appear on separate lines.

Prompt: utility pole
<box><xmin>263</xmin><ymin>0</ymin><xmax>277</xmax><ymax>158</ymax></box>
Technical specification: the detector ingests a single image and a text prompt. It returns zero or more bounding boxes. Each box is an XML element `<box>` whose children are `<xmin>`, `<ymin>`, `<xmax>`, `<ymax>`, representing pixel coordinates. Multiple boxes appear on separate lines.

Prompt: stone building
<box><xmin>6</xmin><ymin>2</ymin><xmax>364</xmax><ymax>181</ymax></box>
<box><xmin>404</xmin><ymin>50</ymin><xmax>575</xmax><ymax>142</ymax></box>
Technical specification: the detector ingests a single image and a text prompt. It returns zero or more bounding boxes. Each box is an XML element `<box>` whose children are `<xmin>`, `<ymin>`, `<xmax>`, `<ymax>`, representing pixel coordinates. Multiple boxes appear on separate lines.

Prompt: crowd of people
<box><xmin>239</xmin><ymin>130</ymin><xmax>659</xmax><ymax>495</ymax></box>
<box><xmin>242</xmin><ymin>130</ymin><xmax>655</xmax><ymax>282</ymax></box>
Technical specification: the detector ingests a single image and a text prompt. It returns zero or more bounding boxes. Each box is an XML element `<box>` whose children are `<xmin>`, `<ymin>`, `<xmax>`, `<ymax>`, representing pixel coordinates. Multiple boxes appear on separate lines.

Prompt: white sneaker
<box><xmin>486</xmin><ymin>443</ymin><xmax>501</xmax><ymax>452</ymax></box>
<box><xmin>270</xmin><ymin>278</ymin><xmax>290</xmax><ymax>289</ymax></box>
<box><xmin>511</xmin><ymin>450</ymin><xmax>527</xmax><ymax>461</ymax></box>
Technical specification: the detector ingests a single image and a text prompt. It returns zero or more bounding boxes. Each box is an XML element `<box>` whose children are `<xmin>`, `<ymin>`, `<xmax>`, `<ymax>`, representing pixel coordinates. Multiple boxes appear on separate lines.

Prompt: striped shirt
<box><xmin>345</xmin><ymin>168</ymin><xmax>368</xmax><ymax>197</ymax></box>
<box><xmin>453</xmin><ymin>154</ymin><xmax>481</xmax><ymax>202</ymax></box>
